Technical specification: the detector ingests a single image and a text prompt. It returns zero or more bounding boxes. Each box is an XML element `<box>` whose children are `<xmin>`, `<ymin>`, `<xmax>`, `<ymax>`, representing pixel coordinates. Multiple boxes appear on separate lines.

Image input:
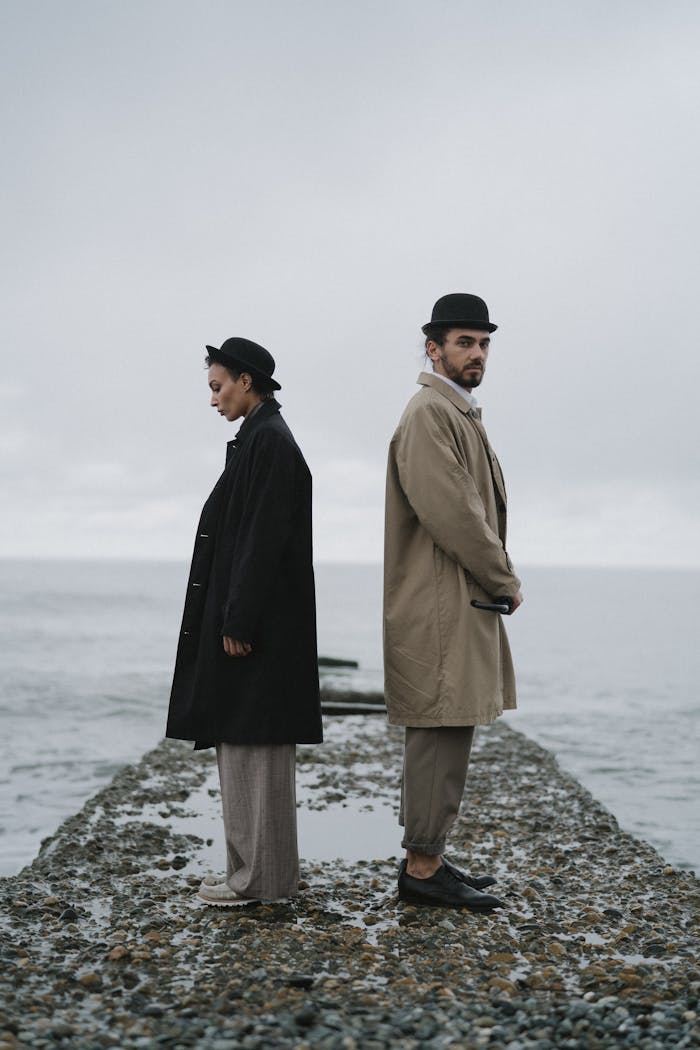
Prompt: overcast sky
<box><xmin>1</xmin><ymin>0</ymin><xmax>699</xmax><ymax>567</ymax></box>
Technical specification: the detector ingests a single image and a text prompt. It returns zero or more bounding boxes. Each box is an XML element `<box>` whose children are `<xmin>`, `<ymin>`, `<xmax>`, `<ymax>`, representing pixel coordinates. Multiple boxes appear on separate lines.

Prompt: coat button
<box><xmin>192</xmin><ymin>582</ymin><xmax>201</xmax><ymax>588</ymax></box>
<box><xmin>199</xmin><ymin>533</ymin><xmax>209</xmax><ymax>538</ymax></box>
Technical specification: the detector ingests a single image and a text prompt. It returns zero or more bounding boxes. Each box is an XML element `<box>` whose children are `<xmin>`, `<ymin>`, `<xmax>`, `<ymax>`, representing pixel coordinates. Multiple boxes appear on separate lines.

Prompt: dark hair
<box><xmin>205</xmin><ymin>350</ymin><xmax>276</xmax><ymax>397</ymax></box>
<box><xmin>423</xmin><ymin>326</ymin><xmax>450</xmax><ymax>351</ymax></box>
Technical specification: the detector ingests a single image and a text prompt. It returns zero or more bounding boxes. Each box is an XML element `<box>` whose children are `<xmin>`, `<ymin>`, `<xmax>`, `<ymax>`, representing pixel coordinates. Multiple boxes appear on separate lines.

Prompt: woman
<box><xmin>166</xmin><ymin>336</ymin><xmax>323</xmax><ymax>905</ymax></box>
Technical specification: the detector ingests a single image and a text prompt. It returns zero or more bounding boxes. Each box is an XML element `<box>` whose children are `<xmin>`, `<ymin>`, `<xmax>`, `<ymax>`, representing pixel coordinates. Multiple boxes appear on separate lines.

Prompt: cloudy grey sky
<box><xmin>1</xmin><ymin>0</ymin><xmax>698</xmax><ymax>566</ymax></box>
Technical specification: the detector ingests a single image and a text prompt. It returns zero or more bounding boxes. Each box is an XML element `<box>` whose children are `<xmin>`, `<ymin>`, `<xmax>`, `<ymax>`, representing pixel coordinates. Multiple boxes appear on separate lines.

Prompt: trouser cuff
<box><xmin>401</xmin><ymin>837</ymin><xmax>446</xmax><ymax>855</ymax></box>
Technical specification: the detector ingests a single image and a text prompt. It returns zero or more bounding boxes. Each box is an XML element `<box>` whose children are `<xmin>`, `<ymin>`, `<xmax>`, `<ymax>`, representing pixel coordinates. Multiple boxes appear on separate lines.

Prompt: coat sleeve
<box><xmin>394</xmin><ymin>403</ymin><xmax>521</xmax><ymax>598</ymax></box>
<box><xmin>221</xmin><ymin>429</ymin><xmax>298</xmax><ymax>641</ymax></box>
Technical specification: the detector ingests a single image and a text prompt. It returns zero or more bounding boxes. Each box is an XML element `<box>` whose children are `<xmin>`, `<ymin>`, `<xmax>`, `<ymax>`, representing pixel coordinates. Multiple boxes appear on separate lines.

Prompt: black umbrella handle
<box><xmin>470</xmin><ymin>598</ymin><xmax>512</xmax><ymax>615</ymax></box>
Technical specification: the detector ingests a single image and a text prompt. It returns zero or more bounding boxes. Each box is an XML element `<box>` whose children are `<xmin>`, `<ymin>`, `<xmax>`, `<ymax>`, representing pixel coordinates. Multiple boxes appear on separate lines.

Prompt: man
<box><xmin>383</xmin><ymin>293</ymin><xmax>523</xmax><ymax>910</ymax></box>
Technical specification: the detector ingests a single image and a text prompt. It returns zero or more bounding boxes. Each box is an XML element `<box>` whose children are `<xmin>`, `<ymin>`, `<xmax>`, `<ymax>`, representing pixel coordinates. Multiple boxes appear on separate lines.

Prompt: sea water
<box><xmin>0</xmin><ymin>560</ymin><xmax>697</xmax><ymax>876</ymax></box>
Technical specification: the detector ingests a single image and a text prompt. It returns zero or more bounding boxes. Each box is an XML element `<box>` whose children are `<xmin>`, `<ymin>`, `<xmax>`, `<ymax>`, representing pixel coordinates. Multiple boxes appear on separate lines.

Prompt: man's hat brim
<box><xmin>422</xmin><ymin>319</ymin><xmax>497</xmax><ymax>335</ymax></box>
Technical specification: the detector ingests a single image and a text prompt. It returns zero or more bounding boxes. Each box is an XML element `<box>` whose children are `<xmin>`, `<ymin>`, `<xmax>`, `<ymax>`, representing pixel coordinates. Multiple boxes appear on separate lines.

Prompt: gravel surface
<box><xmin>1</xmin><ymin>715</ymin><xmax>698</xmax><ymax>1049</ymax></box>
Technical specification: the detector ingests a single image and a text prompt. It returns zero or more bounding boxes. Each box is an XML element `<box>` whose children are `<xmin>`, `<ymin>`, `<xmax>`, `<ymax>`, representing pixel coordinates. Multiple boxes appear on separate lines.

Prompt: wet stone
<box><xmin>142</xmin><ymin>1004</ymin><xmax>165</xmax><ymax>1018</ymax></box>
<box><xmin>293</xmin><ymin>1006</ymin><xmax>318</xmax><ymax>1027</ymax></box>
<box><xmin>281</xmin><ymin>974</ymin><xmax>315</xmax><ymax>989</ymax></box>
<box><xmin>77</xmin><ymin>972</ymin><xmax>102</xmax><ymax>989</ymax></box>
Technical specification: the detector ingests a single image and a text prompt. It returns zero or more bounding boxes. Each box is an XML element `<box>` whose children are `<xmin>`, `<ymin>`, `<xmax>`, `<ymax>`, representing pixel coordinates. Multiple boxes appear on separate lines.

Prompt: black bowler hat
<box><xmin>206</xmin><ymin>336</ymin><xmax>281</xmax><ymax>391</ymax></box>
<box><xmin>422</xmin><ymin>293</ymin><xmax>498</xmax><ymax>335</ymax></box>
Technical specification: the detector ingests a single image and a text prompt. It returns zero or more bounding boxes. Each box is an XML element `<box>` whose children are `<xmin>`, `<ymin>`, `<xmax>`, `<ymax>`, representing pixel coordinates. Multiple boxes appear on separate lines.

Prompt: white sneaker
<box><xmin>197</xmin><ymin>882</ymin><xmax>260</xmax><ymax>906</ymax></box>
<box><xmin>200</xmin><ymin>873</ymin><xmax>227</xmax><ymax>888</ymax></box>
<box><xmin>196</xmin><ymin>881</ymin><xmax>290</xmax><ymax>907</ymax></box>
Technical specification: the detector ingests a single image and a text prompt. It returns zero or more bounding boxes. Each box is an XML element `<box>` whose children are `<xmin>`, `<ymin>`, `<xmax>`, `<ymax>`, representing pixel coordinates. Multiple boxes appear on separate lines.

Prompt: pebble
<box><xmin>293</xmin><ymin>1006</ymin><xmax>318</xmax><ymax>1027</ymax></box>
<box><xmin>282</xmin><ymin>974</ymin><xmax>315</xmax><ymax>989</ymax></box>
<box><xmin>142</xmin><ymin>1004</ymin><xmax>164</xmax><ymax>1017</ymax></box>
<box><xmin>77</xmin><ymin>972</ymin><xmax>102</xmax><ymax>989</ymax></box>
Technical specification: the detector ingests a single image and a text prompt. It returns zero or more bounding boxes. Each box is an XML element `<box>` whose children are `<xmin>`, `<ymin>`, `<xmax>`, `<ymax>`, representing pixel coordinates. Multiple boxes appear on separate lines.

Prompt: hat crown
<box><xmin>422</xmin><ymin>292</ymin><xmax>497</xmax><ymax>334</ymax></box>
<box><xmin>433</xmin><ymin>293</ymin><xmax>488</xmax><ymax>322</ymax></box>
<box><xmin>218</xmin><ymin>337</ymin><xmax>275</xmax><ymax>376</ymax></box>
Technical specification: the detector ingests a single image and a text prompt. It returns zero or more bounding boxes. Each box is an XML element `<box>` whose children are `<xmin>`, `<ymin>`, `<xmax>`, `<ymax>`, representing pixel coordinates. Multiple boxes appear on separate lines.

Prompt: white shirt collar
<box><xmin>431</xmin><ymin>370</ymin><xmax>479</xmax><ymax>411</ymax></box>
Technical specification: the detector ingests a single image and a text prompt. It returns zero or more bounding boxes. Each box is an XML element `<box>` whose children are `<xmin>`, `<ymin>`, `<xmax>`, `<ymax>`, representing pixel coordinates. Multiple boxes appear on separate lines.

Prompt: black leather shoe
<box><xmin>399</xmin><ymin>857</ymin><xmax>497</xmax><ymax>891</ymax></box>
<box><xmin>397</xmin><ymin>861</ymin><xmax>504</xmax><ymax>911</ymax></box>
<box><xmin>441</xmin><ymin>856</ymin><xmax>497</xmax><ymax>890</ymax></box>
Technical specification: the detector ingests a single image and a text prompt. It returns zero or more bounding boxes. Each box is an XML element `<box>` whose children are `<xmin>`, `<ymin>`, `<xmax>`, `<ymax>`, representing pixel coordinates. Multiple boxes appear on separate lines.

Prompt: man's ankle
<box><xmin>405</xmin><ymin>851</ymin><xmax>442</xmax><ymax>879</ymax></box>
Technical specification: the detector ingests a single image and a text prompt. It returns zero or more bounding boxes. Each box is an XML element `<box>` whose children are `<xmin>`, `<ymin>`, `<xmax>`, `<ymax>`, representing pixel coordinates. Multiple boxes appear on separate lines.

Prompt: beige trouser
<box><xmin>215</xmin><ymin>742</ymin><xmax>299</xmax><ymax>899</ymax></box>
<box><xmin>399</xmin><ymin>726</ymin><xmax>476</xmax><ymax>855</ymax></box>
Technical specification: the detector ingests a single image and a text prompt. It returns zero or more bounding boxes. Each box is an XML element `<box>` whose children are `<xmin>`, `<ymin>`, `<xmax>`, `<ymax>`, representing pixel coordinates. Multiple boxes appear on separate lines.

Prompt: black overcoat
<box><xmin>166</xmin><ymin>400</ymin><xmax>323</xmax><ymax>747</ymax></box>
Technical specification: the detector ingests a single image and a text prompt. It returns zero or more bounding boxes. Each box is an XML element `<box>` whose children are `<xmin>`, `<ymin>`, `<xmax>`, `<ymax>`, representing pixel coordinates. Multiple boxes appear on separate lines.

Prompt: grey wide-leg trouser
<box><xmin>215</xmin><ymin>742</ymin><xmax>299</xmax><ymax>899</ymax></box>
<box><xmin>399</xmin><ymin>726</ymin><xmax>476</xmax><ymax>855</ymax></box>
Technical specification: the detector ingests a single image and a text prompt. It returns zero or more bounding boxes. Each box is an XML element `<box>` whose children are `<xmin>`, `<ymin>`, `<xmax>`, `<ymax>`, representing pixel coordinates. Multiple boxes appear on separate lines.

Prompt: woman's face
<box><xmin>208</xmin><ymin>363</ymin><xmax>250</xmax><ymax>422</ymax></box>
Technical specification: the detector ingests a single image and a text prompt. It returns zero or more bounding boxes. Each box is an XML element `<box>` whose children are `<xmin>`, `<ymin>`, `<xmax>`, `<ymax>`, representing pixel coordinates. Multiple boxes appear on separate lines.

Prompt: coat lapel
<box><xmin>226</xmin><ymin>399</ymin><xmax>281</xmax><ymax>463</ymax></box>
<box><xmin>417</xmin><ymin>371</ymin><xmax>508</xmax><ymax>508</ymax></box>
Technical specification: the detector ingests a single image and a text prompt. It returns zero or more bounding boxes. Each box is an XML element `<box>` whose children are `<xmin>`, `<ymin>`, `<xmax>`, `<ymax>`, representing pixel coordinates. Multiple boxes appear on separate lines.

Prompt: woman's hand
<box><xmin>223</xmin><ymin>637</ymin><xmax>252</xmax><ymax>657</ymax></box>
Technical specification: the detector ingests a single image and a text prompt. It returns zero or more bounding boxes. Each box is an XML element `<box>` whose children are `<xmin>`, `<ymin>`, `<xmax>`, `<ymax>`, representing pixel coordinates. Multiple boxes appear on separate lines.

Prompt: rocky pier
<box><xmin>1</xmin><ymin>715</ymin><xmax>698</xmax><ymax>1049</ymax></box>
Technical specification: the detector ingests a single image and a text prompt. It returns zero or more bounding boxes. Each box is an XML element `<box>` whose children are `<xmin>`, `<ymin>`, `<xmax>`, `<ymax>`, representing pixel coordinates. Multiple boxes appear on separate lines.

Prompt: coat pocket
<box><xmin>463</xmin><ymin>568</ymin><xmax>489</xmax><ymax>601</ymax></box>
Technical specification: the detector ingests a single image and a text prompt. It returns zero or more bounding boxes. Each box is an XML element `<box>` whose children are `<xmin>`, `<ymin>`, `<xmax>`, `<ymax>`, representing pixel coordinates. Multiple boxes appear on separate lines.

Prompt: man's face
<box><xmin>427</xmin><ymin>328</ymin><xmax>491</xmax><ymax>390</ymax></box>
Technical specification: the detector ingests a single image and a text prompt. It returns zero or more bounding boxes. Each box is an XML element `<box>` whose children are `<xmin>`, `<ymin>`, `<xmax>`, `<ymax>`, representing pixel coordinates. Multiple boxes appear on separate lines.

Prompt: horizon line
<box><xmin>0</xmin><ymin>554</ymin><xmax>696</xmax><ymax>573</ymax></box>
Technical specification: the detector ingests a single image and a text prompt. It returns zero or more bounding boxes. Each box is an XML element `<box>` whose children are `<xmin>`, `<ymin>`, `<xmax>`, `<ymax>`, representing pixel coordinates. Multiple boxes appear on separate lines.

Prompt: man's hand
<box><xmin>494</xmin><ymin>591</ymin><xmax>524</xmax><ymax>615</ymax></box>
<box><xmin>223</xmin><ymin>637</ymin><xmax>252</xmax><ymax>657</ymax></box>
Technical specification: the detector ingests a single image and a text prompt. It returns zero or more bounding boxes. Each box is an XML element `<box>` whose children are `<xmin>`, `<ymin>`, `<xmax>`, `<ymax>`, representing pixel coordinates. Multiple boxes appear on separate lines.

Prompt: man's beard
<box><xmin>440</xmin><ymin>352</ymin><xmax>484</xmax><ymax>388</ymax></box>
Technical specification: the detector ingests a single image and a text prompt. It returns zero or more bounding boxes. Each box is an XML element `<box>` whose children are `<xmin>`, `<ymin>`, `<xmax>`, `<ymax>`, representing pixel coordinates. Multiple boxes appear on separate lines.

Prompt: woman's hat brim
<box><xmin>206</xmin><ymin>345</ymin><xmax>281</xmax><ymax>390</ymax></box>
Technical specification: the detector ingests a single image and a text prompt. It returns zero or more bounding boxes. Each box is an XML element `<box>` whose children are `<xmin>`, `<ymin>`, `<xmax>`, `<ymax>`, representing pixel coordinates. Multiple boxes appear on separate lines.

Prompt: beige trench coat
<box><xmin>383</xmin><ymin>372</ymin><xmax>521</xmax><ymax>727</ymax></box>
